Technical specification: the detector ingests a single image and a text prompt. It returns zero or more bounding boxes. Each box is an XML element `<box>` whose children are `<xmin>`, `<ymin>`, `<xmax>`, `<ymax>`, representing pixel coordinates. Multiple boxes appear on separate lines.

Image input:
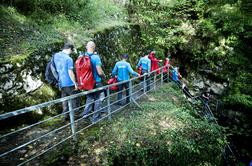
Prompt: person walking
<box><xmin>80</xmin><ymin>41</ymin><xmax>106</xmax><ymax>123</ymax></box>
<box><xmin>172</xmin><ymin>66</ymin><xmax>181</xmax><ymax>85</ymax></box>
<box><xmin>54</xmin><ymin>43</ymin><xmax>78</xmax><ymax>122</ymax></box>
<box><xmin>137</xmin><ymin>52</ymin><xmax>151</xmax><ymax>91</ymax></box>
<box><xmin>112</xmin><ymin>54</ymin><xmax>140</xmax><ymax>105</ymax></box>
<box><xmin>163</xmin><ymin>51</ymin><xmax>171</xmax><ymax>82</ymax></box>
<box><xmin>148</xmin><ymin>50</ymin><xmax>162</xmax><ymax>74</ymax></box>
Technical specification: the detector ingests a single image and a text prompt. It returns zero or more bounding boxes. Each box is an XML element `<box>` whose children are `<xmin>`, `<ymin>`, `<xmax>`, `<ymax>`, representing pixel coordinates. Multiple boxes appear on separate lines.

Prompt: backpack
<box><xmin>45</xmin><ymin>54</ymin><xmax>59</xmax><ymax>87</ymax></box>
<box><xmin>138</xmin><ymin>65</ymin><xmax>143</xmax><ymax>80</ymax></box>
<box><xmin>107</xmin><ymin>76</ymin><xmax>118</xmax><ymax>91</ymax></box>
<box><xmin>138</xmin><ymin>65</ymin><xmax>142</xmax><ymax>75</ymax></box>
<box><xmin>75</xmin><ymin>54</ymin><xmax>95</xmax><ymax>90</ymax></box>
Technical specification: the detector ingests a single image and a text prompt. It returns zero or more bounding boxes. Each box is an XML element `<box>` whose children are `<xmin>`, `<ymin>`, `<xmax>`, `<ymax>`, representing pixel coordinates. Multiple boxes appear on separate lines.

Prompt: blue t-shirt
<box><xmin>112</xmin><ymin>60</ymin><xmax>138</xmax><ymax>82</ymax></box>
<box><xmin>137</xmin><ymin>57</ymin><xmax>151</xmax><ymax>72</ymax></box>
<box><xmin>54</xmin><ymin>51</ymin><xmax>74</xmax><ymax>88</ymax></box>
<box><xmin>82</xmin><ymin>52</ymin><xmax>102</xmax><ymax>83</ymax></box>
<box><xmin>172</xmin><ymin>69</ymin><xmax>179</xmax><ymax>81</ymax></box>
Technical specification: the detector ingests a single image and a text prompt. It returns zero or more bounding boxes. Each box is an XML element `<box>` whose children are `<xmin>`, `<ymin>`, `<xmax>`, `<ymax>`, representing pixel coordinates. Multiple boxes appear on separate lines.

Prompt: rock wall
<box><xmin>0</xmin><ymin>42</ymin><xmax>63</xmax><ymax>113</ymax></box>
<box><xmin>189</xmin><ymin>71</ymin><xmax>229</xmax><ymax>96</ymax></box>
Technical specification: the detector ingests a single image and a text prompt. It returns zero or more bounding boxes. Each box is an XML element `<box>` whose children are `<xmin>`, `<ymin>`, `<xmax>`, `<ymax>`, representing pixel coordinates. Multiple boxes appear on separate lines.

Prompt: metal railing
<box><xmin>1</xmin><ymin>63</ymin><xmax>233</xmax><ymax>165</ymax></box>
<box><xmin>0</xmin><ymin>65</ymin><xmax>171</xmax><ymax>165</ymax></box>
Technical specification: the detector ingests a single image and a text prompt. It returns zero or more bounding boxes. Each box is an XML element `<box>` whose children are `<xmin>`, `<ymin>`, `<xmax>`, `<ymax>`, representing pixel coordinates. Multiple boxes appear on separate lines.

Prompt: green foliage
<box><xmin>130</xmin><ymin>0</ymin><xmax>252</xmax><ymax>111</ymax></box>
<box><xmin>0</xmin><ymin>0</ymin><xmax>127</xmax><ymax>57</ymax></box>
<box><xmin>225</xmin><ymin>93</ymin><xmax>252</xmax><ymax>110</ymax></box>
<box><xmin>1</xmin><ymin>0</ymin><xmax>124</xmax><ymax>27</ymax></box>
<box><xmin>224</xmin><ymin>72</ymin><xmax>252</xmax><ymax>110</ymax></box>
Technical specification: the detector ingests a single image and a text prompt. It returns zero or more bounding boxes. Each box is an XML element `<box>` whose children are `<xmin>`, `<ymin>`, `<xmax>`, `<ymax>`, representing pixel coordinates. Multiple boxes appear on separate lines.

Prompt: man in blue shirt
<box><xmin>137</xmin><ymin>52</ymin><xmax>151</xmax><ymax>91</ymax></box>
<box><xmin>112</xmin><ymin>54</ymin><xmax>140</xmax><ymax>105</ymax></box>
<box><xmin>54</xmin><ymin>43</ymin><xmax>78</xmax><ymax>122</ymax></box>
<box><xmin>172</xmin><ymin>67</ymin><xmax>180</xmax><ymax>85</ymax></box>
<box><xmin>80</xmin><ymin>41</ymin><xmax>106</xmax><ymax>123</ymax></box>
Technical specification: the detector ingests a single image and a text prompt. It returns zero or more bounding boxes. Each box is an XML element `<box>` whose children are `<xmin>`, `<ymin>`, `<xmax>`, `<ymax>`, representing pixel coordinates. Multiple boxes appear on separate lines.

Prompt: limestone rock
<box><xmin>193</xmin><ymin>81</ymin><xmax>205</xmax><ymax>90</ymax></box>
<box><xmin>0</xmin><ymin>64</ymin><xmax>13</xmax><ymax>74</ymax></box>
<box><xmin>22</xmin><ymin>71</ymin><xmax>43</xmax><ymax>93</ymax></box>
<box><xmin>210</xmin><ymin>83</ymin><xmax>225</xmax><ymax>95</ymax></box>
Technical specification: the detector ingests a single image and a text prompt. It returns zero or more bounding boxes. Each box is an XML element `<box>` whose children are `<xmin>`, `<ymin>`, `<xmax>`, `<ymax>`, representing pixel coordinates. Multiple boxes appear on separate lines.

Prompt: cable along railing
<box><xmin>0</xmin><ymin>65</ymin><xmax>171</xmax><ymax>165</ymax></box>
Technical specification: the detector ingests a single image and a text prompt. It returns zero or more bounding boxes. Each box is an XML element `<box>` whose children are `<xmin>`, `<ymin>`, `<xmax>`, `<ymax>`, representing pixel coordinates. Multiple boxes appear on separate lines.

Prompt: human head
<box><xmin>149</xmin><ymin>49</ymin><xmax>155</xmax><ymax>54</ymax></box>
<box><xmin>150</xmin><ymin>50</ymin><xmax>156</xmax><ymax>54</ymax></box>
<box><xmin>149</xmin><ymin>49</ymin><xmax>156</xmax><ymax>58</ymax></box>
<box><xmin>86</xmin><ymin>41</ymin><xmax>96</xmax><ymax>52</ymax></box>
<box><xmin>144</xmin><ymin>51</ymin><xmax>149</xmax><ymax>57</ymax></box>
<box><xmin>63</xmin><ymin>43</ymin><xmax>74</xmax><ymax>55</ymax></box>
<box><xmin>121</xmin><ymin>54</ymin><xmax>128</xmax><ymax>60</ymax></box>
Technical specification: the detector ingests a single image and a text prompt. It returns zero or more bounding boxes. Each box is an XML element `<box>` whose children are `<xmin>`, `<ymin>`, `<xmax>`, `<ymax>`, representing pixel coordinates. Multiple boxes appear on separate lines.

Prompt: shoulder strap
<box><xmin>52</xmin><ymin>54</ymin><xmax>57</xmax><ymax>66</ymax></box>
<box><xmin>52</xmin><ymin>54</ymin><xmax>59</xmax><ymax>76</ymax></box>
<box><xmin>83</xmin><ymin>53</ymin><xmax>93</xmax><ymax>59</ymax></box>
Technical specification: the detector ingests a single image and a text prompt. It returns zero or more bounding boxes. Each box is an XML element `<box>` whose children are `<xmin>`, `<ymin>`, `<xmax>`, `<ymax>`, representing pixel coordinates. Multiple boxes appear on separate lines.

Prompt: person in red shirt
<box><xmin>163</xmin><ymin>57</ymin><xmax>170</xmax><ymax>82</ymax></box>
<box><xmin>148</xmin><ymin>50</ymin><xmax>162</xmax><ymax>74</ymax></box>
<box><xmin>163</xmin><ymin>51</ymin><xmax>171</xmax><ymax>82</ymax></box>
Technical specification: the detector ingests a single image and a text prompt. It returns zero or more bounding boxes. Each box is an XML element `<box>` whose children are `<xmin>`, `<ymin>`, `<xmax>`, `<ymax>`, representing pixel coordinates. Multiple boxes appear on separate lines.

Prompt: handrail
<box><xmin>0</xmin><ymin>67</ymin><xmax>160</xmax><ymax>120</ymax></box>
<box><xmin>0</xmin><ymin>65</ymin><xmax>170</xmax><ymax>121</ymax></box>
<box><xmin>0</xmin><ymin>62</ymin><xmax>232</xmax><ymax>165</ymax></box>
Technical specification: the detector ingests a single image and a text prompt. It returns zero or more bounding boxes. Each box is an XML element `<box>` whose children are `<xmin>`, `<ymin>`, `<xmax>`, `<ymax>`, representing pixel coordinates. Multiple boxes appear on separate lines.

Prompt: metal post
<box><xmin>143</xmin><ymin>74</ymin><xmax>146</xmax><ymax>94</ymax></box>
<box><xmin>161</xmin><ymin>68</ymin><xmax>164</xmax><ymax>86</ymax></box>
<box><xmin>129</xmin><ymin>79</ymin><xmax>141</xmax><ymax>108</ymax></box>
<box><xmin>154</xmin><ymin>74</ymin><xmax>156</xmax><ymax>90</ymax></box>
<box><xmin>129</xmin><ymin>79</ymin><xmax>133</xmax><ymax>102</ymax></box>
<box><xmin>168</xmin><ymin>66</ymin><xmax>170</xmax><ymax>82</ymax></box>
<box><xmin>216</xmin><ymin>100</ymin><xmax>219</xmax><ymax>112</ymax></box>
<box><xmin>106</xmin><ymin>88</ymin><xmax>111</xmax><ymax>120</ymax></box>
<box><xmin>68</xmin><ymin>100</ymin><xmax>76</xmax><ymax>141</ymax></box>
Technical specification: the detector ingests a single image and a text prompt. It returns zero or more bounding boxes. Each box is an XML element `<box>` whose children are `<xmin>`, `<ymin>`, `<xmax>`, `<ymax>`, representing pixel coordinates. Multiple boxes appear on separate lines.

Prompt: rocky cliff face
<box><xmin>0</xmin><ymin>63</ymin><xmax>43</xmax><ymax>95</ymax></box>
<box><xmin>189</xmin><ymin>71</ymin><xmax>228</xmax><ymax>96</ymax></box>
<box><xmin>0</xmin><ymin>43</ymin><xmax>63</xmax><ymax>113</ymax></box>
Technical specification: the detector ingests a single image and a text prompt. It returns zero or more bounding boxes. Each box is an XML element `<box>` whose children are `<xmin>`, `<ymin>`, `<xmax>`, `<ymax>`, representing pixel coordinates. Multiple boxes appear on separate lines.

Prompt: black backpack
<box><xmin>45</xmin><ymin>54</ymin><xmax>59</xmax><ymax>87</ymax></box>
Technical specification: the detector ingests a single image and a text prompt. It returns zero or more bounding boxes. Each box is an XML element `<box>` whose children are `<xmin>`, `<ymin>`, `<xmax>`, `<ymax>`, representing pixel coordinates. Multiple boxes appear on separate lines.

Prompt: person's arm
<box><xmin>127</xmin><ymin>64</ymin><xmax>139</xmax><ymax>77</ymax></box>
<box><xmin>137</xmin><ymin>59</ymin><xmax>141</xmax><ymax>68</ymax></box>
<box><xmin>147</xmin><ymin>60</ymin><xmax>151</xmax><ymax>73</ymax></box>
<box><xmin>68</xmin><ymin>70</ymin><xmax>78</xmax><ymax>89</ymax></box>
<box><xmin>94</xmin><ymin>55</ymin><xmax>106</xmax><ymax>79</ymax></box>
<box><xmin>202</xmin><ymin>93</ymin><xmax>209</xmax><ymax>100</ymax></box>
<box><xmin>96</xmin><ymin>66</ymin><xmax>106</xmax><ymax>79</ymax></box>
<box><xmin>112</xmin><ymin>63</ymin><xmax>118</xmax><ymax>77</ymax></box>
<box><xmin>67</xmin><ymin>58</ymin><xmax>77</xmax><ymax>89</ymax></box>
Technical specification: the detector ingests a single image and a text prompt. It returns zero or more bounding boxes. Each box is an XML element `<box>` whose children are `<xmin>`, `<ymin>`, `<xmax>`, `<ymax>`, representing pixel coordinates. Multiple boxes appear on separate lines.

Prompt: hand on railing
<box><xmin>144</xmin><ymin>73</ymin><xmax>150</xmax><ymax>77</ymax></box>
<box><xmin>74</xmin><ymin>83</ymin><xmax>78</xmax><ymax>90</ymax></box>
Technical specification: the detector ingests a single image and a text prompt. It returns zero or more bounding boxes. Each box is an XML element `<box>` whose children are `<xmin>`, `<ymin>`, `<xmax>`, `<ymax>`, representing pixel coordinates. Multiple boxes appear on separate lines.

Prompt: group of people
<box><xmin>53</xmin><ymin>41</ymin><xmax>184</xmax><ymax>123</ymax></box>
